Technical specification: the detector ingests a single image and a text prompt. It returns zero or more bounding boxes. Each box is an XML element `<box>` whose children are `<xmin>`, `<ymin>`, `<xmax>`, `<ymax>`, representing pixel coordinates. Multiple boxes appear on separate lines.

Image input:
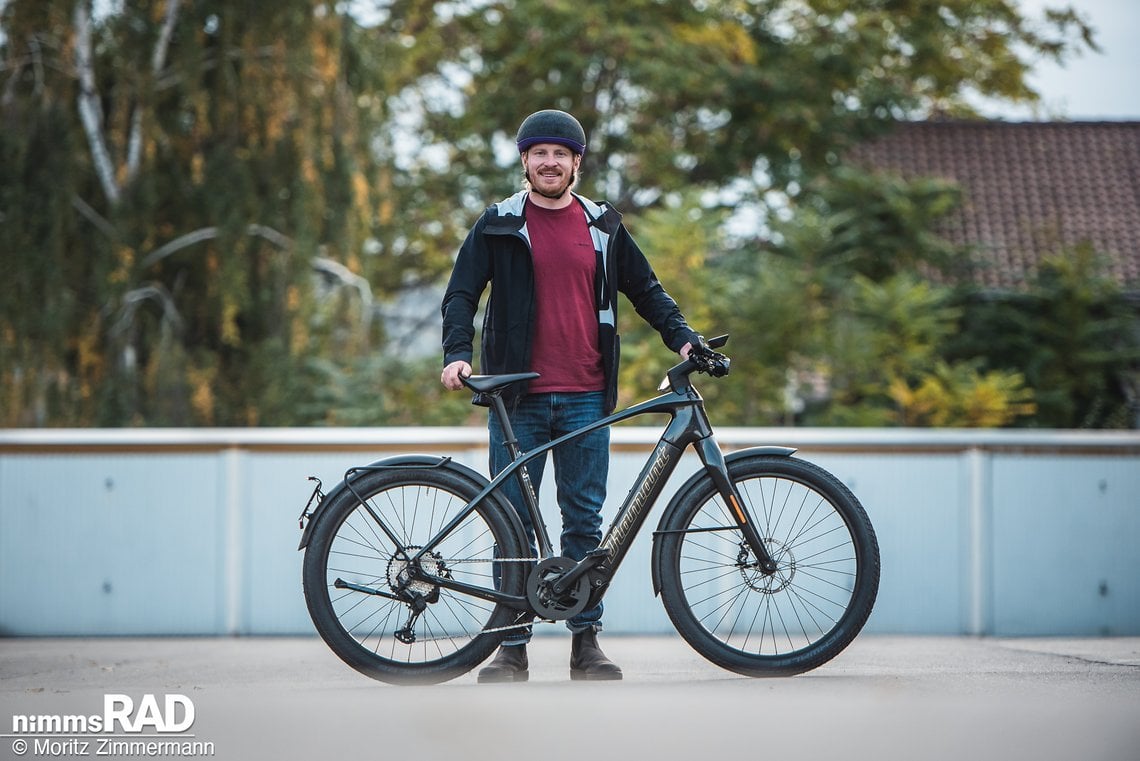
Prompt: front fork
<box><xmin>694</xmin><ymin>437</ymin><xmax>780</xmax><ymax>574</ymax></box>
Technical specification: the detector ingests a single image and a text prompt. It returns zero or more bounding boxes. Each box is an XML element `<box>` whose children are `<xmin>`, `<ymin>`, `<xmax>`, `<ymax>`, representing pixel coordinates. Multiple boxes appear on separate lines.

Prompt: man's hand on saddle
<box><xmin>441</xmin><ymin>360</ymin><xmax>472</xmax><ymax>391</ymax></box>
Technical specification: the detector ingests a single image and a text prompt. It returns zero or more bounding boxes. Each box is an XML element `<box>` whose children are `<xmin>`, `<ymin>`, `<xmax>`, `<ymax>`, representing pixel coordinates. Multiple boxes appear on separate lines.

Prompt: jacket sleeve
<box><xmin>614</xmin><ymin>224</ymin><xmax>701</xmax><ymax>352</ymax></box>
<box><xmin>441</xmin><ymin>215</ymin><xmax>492</xmax><ymax>366</ymax></box>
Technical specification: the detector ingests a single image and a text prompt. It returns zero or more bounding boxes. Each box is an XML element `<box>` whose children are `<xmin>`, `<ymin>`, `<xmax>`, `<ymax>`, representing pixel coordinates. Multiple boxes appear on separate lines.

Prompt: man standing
<box><xmin>441</xmin><ymin>109</ymin><xmax>700</xmax><ymax>682</ymax></box>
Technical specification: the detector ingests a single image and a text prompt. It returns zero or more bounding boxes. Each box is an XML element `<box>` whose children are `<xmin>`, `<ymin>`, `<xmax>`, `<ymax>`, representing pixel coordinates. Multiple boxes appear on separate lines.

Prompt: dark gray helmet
<box><xmin>515</xmin><ymin>109</ymin><xmax>587</xmax><ymax>155</ymax></box>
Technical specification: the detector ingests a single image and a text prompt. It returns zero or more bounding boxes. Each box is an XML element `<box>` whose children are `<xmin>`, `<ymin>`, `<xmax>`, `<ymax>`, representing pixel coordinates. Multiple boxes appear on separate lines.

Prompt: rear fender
<box><xmin>649</xmin><ymin>446</ymin><xmax>796</xmax><ymax>595</ymax></box>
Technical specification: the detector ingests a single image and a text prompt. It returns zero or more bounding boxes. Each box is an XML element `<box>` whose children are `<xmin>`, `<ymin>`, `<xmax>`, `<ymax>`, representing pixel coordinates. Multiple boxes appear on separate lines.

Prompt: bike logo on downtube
<box><xmin>603</xmin><ymin>445</ymin><xmax>672</xmax><ymax>551</ymax></box>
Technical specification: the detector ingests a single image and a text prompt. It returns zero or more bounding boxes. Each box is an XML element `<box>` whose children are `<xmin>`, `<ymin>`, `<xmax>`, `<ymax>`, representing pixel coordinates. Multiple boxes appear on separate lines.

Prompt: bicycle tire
<box><xmin>302</xmin><ymin>466</ymin><xmax>529</xmax><ymax>684</ymax></box>
<box><xmin>657</xmin><ymin>455</ymin><xmax>879</xmax><ymax>676</ymax></box>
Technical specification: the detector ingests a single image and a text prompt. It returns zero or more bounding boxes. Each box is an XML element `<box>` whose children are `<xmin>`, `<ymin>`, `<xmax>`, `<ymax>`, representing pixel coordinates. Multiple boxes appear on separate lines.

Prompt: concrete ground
<box><xmin>2</xmin><ymin>635</ymin><xmax>1138</xmax><ymax>761</ymax></box>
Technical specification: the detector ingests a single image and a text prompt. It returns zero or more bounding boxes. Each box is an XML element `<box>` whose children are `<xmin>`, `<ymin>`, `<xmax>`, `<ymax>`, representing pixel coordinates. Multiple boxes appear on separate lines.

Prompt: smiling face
<box><xmin>521</xmin><ymin>143</ymin><xmax>581</xmax><ymax>206</ymax></box>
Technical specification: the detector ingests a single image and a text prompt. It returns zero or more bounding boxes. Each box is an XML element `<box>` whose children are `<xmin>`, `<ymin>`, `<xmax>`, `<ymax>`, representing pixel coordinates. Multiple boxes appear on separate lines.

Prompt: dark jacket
<box><xmin>442</xmin><ymin>189</ymin><xmax>699</xmax><ymax>413</ymax></box>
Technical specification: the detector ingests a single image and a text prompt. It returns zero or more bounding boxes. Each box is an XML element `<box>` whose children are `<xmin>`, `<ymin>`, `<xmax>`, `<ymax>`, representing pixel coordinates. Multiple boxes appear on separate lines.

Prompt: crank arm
<box><xmin>550</xmin><ymin>549</ymin><xmax>608</xmax><ymax>596</ymax></box>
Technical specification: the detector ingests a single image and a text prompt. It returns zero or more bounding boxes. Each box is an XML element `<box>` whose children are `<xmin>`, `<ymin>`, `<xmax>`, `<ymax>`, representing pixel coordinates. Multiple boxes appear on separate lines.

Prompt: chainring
<box><xmin>525</xmin><ymin>556</ymin><xmax>590</xmax><ymax>620</ymax></box>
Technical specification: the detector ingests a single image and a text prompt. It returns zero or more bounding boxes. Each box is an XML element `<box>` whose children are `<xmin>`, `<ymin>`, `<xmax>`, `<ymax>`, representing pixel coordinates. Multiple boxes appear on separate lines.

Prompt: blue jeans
<box><xmin>489</xmin><ymin>392</ymin><xmax>609</xmax><ymax>644</ymax></box>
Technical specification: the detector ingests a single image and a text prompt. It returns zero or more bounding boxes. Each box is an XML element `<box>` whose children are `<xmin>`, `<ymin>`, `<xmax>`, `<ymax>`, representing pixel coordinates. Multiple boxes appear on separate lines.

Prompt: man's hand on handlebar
<box><xmin>688</xmin><ymin>337</ymin><xmax>731</xmax><ymax>377</ymax></box>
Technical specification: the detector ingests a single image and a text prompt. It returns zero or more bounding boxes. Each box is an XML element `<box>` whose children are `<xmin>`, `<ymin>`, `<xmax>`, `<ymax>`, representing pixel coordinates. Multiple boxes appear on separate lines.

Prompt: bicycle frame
<box><xmin>401</xmin><ymin>366</ymin><xmax>780</xmax><ymax>612</ymax></box>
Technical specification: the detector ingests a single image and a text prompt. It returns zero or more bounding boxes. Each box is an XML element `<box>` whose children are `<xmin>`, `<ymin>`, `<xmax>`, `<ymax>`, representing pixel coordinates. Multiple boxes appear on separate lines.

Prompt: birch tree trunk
<box><xmin>73</xmin><ymin>0</ymin><xmax>182</xmax><ymax>204</ymax></box>
<box><xmin>73</xmin><ymin>1</ymin><xmax>120</xmax><ymax>205</ymax></box>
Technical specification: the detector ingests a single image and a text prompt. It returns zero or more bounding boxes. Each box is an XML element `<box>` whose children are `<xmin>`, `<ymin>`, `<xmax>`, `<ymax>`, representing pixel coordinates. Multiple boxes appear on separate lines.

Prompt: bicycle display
<box><xmin>298</xmin><ymin>335</ymin><xmax>880</xmax><ymax>684</ymax></box>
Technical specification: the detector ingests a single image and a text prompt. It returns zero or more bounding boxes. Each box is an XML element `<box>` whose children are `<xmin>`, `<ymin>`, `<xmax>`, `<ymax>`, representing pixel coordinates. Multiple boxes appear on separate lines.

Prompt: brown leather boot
<box><xmin>477</xmin><ymin>644</ymin><xmax>529</xmax><ymax>683</ymax></box>
<box><xmin>570</xmin><ymin>629</ymin><xmax>623</xmax><ymax>681</ymax></box>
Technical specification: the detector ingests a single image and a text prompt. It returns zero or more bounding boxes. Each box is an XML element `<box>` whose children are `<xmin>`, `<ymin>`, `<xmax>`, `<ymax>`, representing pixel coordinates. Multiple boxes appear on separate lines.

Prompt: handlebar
<box><xmin>662</xmin><ymin>334</ymin><xmax>730</xmax><ymax>393</ymax></box>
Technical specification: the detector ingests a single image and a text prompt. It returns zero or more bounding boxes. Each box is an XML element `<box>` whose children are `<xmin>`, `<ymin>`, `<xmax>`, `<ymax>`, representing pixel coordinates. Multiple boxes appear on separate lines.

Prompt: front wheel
<box><xmin>657</xmin><ymin>455</ymin><xmax>879</xmax><ymax>676</ymax></box>
<box><xmin>302</xmin><ymin>466</ymin><xmax>529</xmax><ymax>684</ymax></box>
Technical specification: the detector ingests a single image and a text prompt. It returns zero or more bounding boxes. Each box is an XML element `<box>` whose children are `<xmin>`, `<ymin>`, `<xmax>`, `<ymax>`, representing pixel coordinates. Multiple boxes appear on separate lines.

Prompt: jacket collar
<box><xmin>487</xmin><ymin>190</ymin><xmax>618</xmax><ymax>234</ymax></box>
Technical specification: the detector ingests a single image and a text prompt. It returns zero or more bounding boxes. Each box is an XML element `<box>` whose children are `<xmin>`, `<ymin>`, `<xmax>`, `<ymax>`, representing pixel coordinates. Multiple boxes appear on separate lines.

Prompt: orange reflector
<box><xmin>729</xmin><ymin>494</ymin><xmax>747</xmax><ymax>524</ymax></box>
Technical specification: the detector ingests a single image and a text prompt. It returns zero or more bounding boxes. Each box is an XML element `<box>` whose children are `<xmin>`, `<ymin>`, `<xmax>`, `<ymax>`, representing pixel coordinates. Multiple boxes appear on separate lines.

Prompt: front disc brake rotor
<box><xmin>738</xmin><ymin>538</ymin><xmax>794</xmax><ymax>593</ymax></box>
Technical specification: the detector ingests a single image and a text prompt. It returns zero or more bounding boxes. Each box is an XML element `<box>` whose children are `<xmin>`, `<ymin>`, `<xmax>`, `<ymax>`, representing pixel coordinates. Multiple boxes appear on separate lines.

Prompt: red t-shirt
<box><xmin>525</xmin><ymin>198</ymin><xmax>605</xmax><ymax>393</ymax></box>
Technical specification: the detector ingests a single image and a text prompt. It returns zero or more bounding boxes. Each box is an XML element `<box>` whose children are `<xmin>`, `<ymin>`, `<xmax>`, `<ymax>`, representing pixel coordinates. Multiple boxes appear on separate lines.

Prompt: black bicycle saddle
<box><xmin>462</xmin><ymin>372</ymin><xmax>541</xmax><ymax>395</ymax></box>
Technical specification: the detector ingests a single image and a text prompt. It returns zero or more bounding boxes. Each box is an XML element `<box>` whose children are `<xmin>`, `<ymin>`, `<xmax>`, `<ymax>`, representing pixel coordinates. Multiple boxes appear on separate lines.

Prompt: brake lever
<box><xmin>690</xmin><ymin>340</ymin><xmax>731</xmax><ymax>377</ymax></box>
<box><xmin>702</xmin><ymin>351</ymin><xmax>731</xmax><ymax>377</ymax></box>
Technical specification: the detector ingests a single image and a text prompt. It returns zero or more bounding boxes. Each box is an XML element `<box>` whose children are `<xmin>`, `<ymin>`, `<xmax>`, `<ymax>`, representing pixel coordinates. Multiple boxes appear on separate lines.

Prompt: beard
<box><xmin>526</xmin><ymin>166</ymin><xmax>578</xmax><ymax>200</ymax></box>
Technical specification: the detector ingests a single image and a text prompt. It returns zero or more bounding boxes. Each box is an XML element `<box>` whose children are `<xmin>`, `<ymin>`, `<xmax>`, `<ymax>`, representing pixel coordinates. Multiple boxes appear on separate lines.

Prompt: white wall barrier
<box><xmin>1</xmin><ymin>427</ymin><xmax>1138</xmax><ymax>637</ymax></box>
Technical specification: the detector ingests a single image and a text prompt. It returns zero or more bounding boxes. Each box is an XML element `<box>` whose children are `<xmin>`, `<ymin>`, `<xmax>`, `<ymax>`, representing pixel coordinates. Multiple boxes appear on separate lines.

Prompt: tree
<box><xmin>407</xmin><ymin>0</ymin><xmax>1095</xmax><ymax>428</ymax></box>
<box><xmin>737</xmin><ymin>164</ymin><xmax>1041</xmax><ymax>427</ymax></box>
<box><xmin>613</xmin><ymin>194</ymin><xmax>722</xmax><ymax>403</ymax></box>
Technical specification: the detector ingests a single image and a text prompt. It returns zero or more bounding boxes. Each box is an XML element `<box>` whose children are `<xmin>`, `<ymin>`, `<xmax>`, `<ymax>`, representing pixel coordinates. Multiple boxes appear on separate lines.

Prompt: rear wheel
<box><xmin>302</xmin><ymin>467</ymin><xmax>529</xmax><ymax>684</ymax></box>
<box><xmin>658</xmin><ymin>455</ymin><xmax>879</xmax><ymax>676</ymax></box>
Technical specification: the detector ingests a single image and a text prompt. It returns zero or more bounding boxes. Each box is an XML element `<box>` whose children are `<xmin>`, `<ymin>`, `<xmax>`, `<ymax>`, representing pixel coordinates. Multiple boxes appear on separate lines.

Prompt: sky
<box><xmin>976</xmin><ymin>0</ymin><xmax>1140</xmax><ymax>120</ymax></box>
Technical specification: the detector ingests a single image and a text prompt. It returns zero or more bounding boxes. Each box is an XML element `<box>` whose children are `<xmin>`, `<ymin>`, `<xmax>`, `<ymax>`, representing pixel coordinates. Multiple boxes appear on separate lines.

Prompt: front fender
<box><xmin>649</xmin><ymin>446</ymin><xmax>796</xmax><ymax>595</ymax></box>
<box><xmin>297</xmin><ymin>454</ymin><xmax>496</xmax><ymax>550</ymax></box>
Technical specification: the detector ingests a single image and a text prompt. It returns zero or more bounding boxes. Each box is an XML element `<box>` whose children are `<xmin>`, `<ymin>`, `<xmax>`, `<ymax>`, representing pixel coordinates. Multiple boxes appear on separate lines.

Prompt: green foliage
<box><xmin>784</xmin><ymin>166</ymin><xmax>966</xmax><ymax>282</ymax></box>
<box><xmin>948</xmin><ymin>245</ymin><xmax>1140</xmax><ymax>428</ymax></box>
<box><xmin>814</xmin><ymin>273</ymin><xmax>1035</xmax><ymax>427</ymax></box>
<box><xmin>711</xmin><ymin>242</ymin><xmax>831</xmax><ymax>425</ymax></box>
<box><xmin>423</xmin><ymin>0</ymin><xmax>1095</xmax><ymax>210</ymax></box>
<box><xmin>615</xmin><ymin>194</ymin><xmax>723</xmax><ymax>403</ymax></box>
<box><xmin>299</xmin><ymin>354</ymin><xmax>477</xmax><ymax>426</ymax></box>
<box><xmin>731</xmin><ymin>171</ymin><xmax>1042</xmax><ymax>428</ymax></box>
<box><xmin>887</xmin><ymin>361</ymin><xmax>1037</xmax><ymax>428</ymax></box>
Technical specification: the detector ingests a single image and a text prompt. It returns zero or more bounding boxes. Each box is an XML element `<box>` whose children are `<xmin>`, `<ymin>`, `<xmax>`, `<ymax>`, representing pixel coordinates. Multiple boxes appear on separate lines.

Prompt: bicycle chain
<box><xmin>407</xmin><ymin>618</ymin><xmax>551</xmax><ymax>644</ymax></box>
<box><xmin>437</xmin><ymin>556</ymin><xmax>534</xmax><ymax>564</ymax></box>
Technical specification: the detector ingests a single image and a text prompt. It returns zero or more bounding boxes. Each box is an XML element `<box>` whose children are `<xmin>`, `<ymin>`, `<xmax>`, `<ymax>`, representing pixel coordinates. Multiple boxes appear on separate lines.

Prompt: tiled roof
<box><xmin>849</xmin><ymin>121</ymin><xmax>1140</xmax><ymax>292</ymax></box>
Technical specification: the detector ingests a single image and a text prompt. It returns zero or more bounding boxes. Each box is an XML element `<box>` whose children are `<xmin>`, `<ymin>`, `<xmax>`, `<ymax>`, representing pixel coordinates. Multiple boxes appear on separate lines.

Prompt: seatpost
<box><xmin>489</xmin><ymin>394</ymin><xmax>522</xmax><ymax>459</ymax></box>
